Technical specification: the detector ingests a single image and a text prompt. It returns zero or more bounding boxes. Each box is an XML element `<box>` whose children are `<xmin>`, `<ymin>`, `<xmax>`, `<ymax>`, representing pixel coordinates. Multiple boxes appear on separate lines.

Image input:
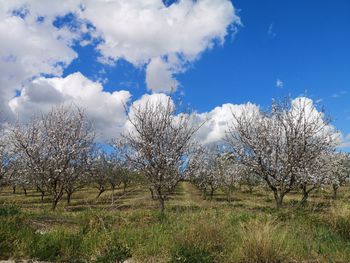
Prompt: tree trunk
<box><xmin>300</xmin><ymin>190</ymin><xmax>309</xmax><ymax>206</ymax></box>
<box><xmin>227</xmin><ymin>188</ymin><xmax>232</xmax><ymax>203</ymax></box>
<box><xmin>52</xmin><ymin>197</ymin><xmax>60</xmax><ymax>210</ymax></box>
<box><xmin>149</xmin><ymin>187</ymin><xmax>155</xmax><ymax>200</ymax></box>
<box><xmin>300</xmin><ymin>185</ymin><xmax>316</xmax><ymax>205</ymax></box>
<box><xmin>96</xmin><ymin>189</ymin><xmax>105</xmax><ymax>199</ymax></box>
<box><xmin>123</xmin><ymin>182</ymin><xmax>127</xmax><ymax>193</ymax></box>
<box><xmin>12</xmin><ymin>186</ymin><xmax>16</xmax><ymax>194</ymax></box>
<box><xmin>159</xmin><ymin>196</ymin><xmax>165</xmax><ymax>214</ymax></box>
<box><xmin>156</xmin><ymin>187</ymin><xmax>165</xmax><ymax>213</ymax></box>
<box><xmin>332</xmin><ymin>184</ymin><xmax>338</xmax><ymax>200</ymax></box>
<box><xmin>37</xmin><ymin>186</ymin><xmax>45</xmax><ymax>202</ymax></box>
<box><xmin>22</xmin><ymin>187</ymin><xmax>27</xmax><ymax>196</ymax></box>
<box><xmin>52</xmin><ymin>191</ymin><xmax>63</xmax><ymax>210</ymax></box>
<box><xmin>273</xmin><ymin>191</ymin><xmax>284</xmax><ymax>209</ymax></box>
<box><xmin>209</xmin><ymin>185</ymin><xmax>214</xmax><ymax>200</ymax></box>
<box><xmin>67</xmin><ymin>192</ymin><xmax>73</xmax><ymax>205</ymax></box>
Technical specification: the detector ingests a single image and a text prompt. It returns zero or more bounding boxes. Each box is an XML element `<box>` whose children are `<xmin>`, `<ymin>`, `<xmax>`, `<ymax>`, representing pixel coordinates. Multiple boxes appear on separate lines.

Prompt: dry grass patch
<box><xmin>238</xmin><ymin>219</ymin><xmax>290</xmax><ymax>263</ymax></box>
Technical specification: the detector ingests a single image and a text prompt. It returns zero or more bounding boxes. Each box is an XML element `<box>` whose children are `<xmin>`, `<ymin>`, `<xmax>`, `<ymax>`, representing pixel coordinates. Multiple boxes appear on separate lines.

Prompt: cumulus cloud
<box><xmin>9</xmin><ymin>72</ymin><xmax>131</xmax><ymax>140</ymax></box>
<box><xmin>81</xmin><ymin>0</ymin><xmax>237</xmax><ymax>62</ymax></box>
<box><xmin>79</xmin><ymin>0</ymin><xmax>240</xmax><ymax>92</ymax></box>
<box><xmin>0</xmin><ymin>1</ymin><xmax>80</xmax><ymax>119</ymax></box>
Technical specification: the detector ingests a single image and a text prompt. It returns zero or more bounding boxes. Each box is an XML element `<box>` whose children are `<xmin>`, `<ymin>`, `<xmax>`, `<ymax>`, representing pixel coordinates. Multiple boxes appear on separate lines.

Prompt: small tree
<box><xmin>91</xmin><ymin>149</ymin><xmax>114</xmax><ymax>200</ymax></box>
<box><xmin>122</xmin><ymin>96</ymin><xmax>201</xmax><ymax>213</ymax></box>
<box><xmin>9</xmin><ymin>116</ymin><xmax>49</xmax><ymax>198</ymax></box>
<box><xmin>188</xmin><ymin>146</ymin><xmax>221</xmax><ymax>200</ymax></box>
<box><xmin>226</xmin><ymin>97</ymin><xmax>337</xmax><ymax>208</ymax></box>
<box><xmin>219</xmin><ymin>153</ymin><xmax>249</xmax><ymax>201</ymax></box>
<box><xmin>43</xmin><ymin>106</ymin><xmax>94</xmax><ymax>208</ymax></box>
<box><xmin>9</xmin><ymin>106</ymin><xmax>95</xmax><ymax>210</ymax></box>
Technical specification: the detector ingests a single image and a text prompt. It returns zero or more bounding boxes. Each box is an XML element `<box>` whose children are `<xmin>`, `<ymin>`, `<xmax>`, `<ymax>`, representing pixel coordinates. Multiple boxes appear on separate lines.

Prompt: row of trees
<box><xmin>0</xmin><ymin>97</ymin><xmax>349</xmax><ymax>211</ymax></box>
<box><xmin>188</xmin><ymin>146</ymin><xmax>350</xmax><ymax>206</ymax></box>
<box><xmin>123</xmin><ymin>96</ymin><xmax>349</xmax><ymax>209</ymax></box>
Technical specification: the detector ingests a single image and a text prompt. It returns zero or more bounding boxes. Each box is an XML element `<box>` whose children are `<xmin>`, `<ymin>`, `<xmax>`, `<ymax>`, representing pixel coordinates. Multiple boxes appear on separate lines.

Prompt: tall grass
<box><xmin>238</xmin><ymin>219</ymin><xmax>290</xmax><ymax>263</ymax></box>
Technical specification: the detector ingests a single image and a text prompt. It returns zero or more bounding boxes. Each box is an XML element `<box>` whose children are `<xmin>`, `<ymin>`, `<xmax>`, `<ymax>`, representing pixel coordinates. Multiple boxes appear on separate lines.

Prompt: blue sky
<box><xmin>63</xmin><ymin>0</ymin><xmax>350</xmax><ymax>136</ymax></box>
<box><xmin>1</xmin><ymin>0</ymin><xmax>349</xmax><ymax>148</ymax></box>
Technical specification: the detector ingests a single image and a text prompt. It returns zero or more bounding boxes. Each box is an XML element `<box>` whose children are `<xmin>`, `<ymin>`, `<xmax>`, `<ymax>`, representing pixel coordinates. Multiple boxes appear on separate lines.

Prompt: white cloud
<box><xmin>145</xmin><ymin>57</ymin><xmax>179</xmax><ymax>92</ymax></box>
<box><xmin>80</xmin><ymin>0</ymin><xmax>240</xmax><ymax>92</ymax></box>
<box><xmin>0</xmin><ymin>1</ymin><xmax>80</xmax><ymax>119</ymax></box>
<box><xmin>81</xmin><ymin>0</ymin><xmax>238</xmax><ymax>63</ymax></box>
<box><xmin>276</xmin><ymin>78</ymin><xmax>284</xmax><ymax>88</ymax></box>
<box><xmin>9</xmin><ymin>72</ymin><xmax>131</xmax><ymax>140</ymax></box>
<box><xmin>192</xmin><ymin>103</ymin><xmax>260</xmax><ymax>144</ymax></box>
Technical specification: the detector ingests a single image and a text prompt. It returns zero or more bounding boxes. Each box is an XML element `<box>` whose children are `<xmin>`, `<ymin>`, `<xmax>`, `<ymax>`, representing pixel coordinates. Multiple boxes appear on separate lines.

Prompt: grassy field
<box><xmin>1</xmin><ymin>182</ymin><xmax>350</xmax><ymax>262</ymax></box>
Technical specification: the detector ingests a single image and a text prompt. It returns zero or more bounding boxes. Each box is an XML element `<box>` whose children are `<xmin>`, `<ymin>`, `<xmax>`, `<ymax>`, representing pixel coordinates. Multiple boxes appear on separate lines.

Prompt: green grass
<box><xmin>1</xmin><ymin>182</ymin><xmax>350</xmax><ymax>262</ymax></box>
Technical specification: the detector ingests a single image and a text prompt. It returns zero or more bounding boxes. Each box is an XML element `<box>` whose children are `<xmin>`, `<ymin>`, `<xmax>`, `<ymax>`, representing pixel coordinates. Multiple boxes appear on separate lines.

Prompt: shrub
<box><xmin>238</xmin><ymin>219</ymin><xmax>289</xmax><ymax>263</ymax></box>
